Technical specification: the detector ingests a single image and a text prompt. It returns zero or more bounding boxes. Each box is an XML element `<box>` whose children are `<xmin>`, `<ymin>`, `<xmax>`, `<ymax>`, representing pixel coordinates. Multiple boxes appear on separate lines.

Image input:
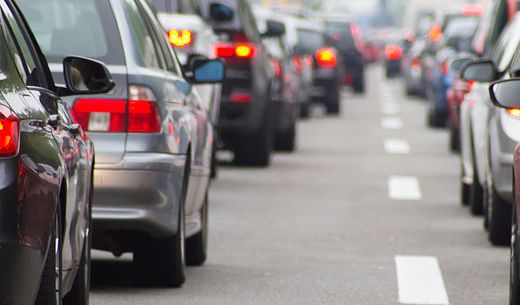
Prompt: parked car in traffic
<box><xmin>426</xmin><ymin>13</ymin><xmax>479</xmax><ymax>128</ymax></box>
<box><xmin>152</xmin><ymin>0</ymin><xmax>223</xmax><ymax>177</ymax></box>
<box><xmin>487</xmin><ymin>77</ymin><xmax>520</xmax><ymax>305</ymax></box>
<box><xmin>0</xmin><ymin>0</ymin><xmax>117</xmax><ymax>303</ymax></box>
<box><xmin>323</xmin><ymin>19</ymin><xmax>366</xmax><ymax>93</ymax></box>
<box><xmin>253</xmin><ymin>8</ymin><xmax>300</xmax><ymax>152</ymax></box>
<box><xmin>292</xmin><ymin>19</ymin><xmax>343</xmax><ymax>114</ymax></box>
<box><xmin>459</xmin><ymin>12</ymin><xmax>520</xmax><ymax>246</ymax></box>
<box><xmin>198</xmin><ymin>0</ymin><xmax>282</xmax><ymax>166</ymax></box>
<box><xmin>17</xmin><ymin>0</ymin><xmax>224</xmax><ymax>287</ymax></box>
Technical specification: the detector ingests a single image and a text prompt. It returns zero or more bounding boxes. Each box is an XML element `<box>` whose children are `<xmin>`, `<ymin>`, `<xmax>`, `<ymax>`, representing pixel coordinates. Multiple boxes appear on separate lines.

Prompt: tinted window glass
<box><xmin>325</xmin><ymin>22</ymin><xmax>355</xmax><ymax>50</ymax></box>
<box><xmin>0</xmin><ymin>15</ymin><xmax>28</xmax><ymax>87</ymax></box>
<box><xmin>17</xmin><ymin>0</ymin><xmax>125</xmax><ymax>65</ymax></box>
<box><xmin>122</xmin><ymin>0</ymin><xmax>162</xmax><ymax>69</ymax></box>
<box><xmin>296</xmin><ymin>29</ymin><xmax>324</xmax><ymax>54</ymax></box>
<box><xmin>492</xmin><ymin>15</ymin><xmax>520</xmax><ymax>72</ymax></box>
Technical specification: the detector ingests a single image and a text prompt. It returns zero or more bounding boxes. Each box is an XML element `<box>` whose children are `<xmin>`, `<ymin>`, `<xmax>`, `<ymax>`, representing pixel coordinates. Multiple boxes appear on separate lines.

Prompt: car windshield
<box><xmin>16</xmin><ymin>0</ymin><xmax>125</xmax><ymax>65</ymax></box>
<box><xmin>296</xmin><ymin>29</ymin><xmax>324</xmax><ymax>54</ymax></box>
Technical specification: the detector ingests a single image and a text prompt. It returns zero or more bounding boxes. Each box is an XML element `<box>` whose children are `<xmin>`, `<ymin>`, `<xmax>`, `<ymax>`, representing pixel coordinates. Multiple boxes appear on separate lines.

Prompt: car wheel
<box><xmin>210</xmin><ymin>139</ymin><xmax>218</xmax><ymax>179</ymax></box>
<box><xmin>427</xmin><ymin>107</ymin><xmax>445</xmax><ymax>128</ymax></box>
<box><xmin>449</xmin><ymin>125</ymin><xmax>460</xmax><ymax>153</ymax></box>
<box><xmin>299</xmin><ymin>102</ymin><xmax>310</xmax><ymax>119</ymax></box>
<box><xmin>185</xmin><ymin>193</ymin><xmax>208</xmax><ymax>266</ymax></box>
<box><xmin>469</xmin><ymin>170</ymin><xmax>484</xmax><ymax>215</ymax></box>
<box><xmin>325</xmin><ymin>92</ymin><xmax>340</xmax><ymax>115</ymax></box>
<box><xmin>233</xmin><ymin>105</ymin><xmax>273</xmax><ymax>167</ymax></box>
<box><xmin>461</xmin><ymin>181</ymin><xmax>470</xmax><ymax>206</ymax></box>
<box><xmin>63</xmin><ymin>184</ymin><xmax>92</xmax><ymax>305</ymax></box>
<box><xmin>510</xmin><ymin>200</ymin><xmax>520</xmax><ymax>305</ymax></box>
<box><xmin>35</xmin><ymin>212</ymin><xmax>62</xmax><ymax>305</ymax></box>
<box><xmin>134</xmin><ymin>164</ymin><xmax>187</xmax><ymax>287</ymax></box>
<box><xmin>353</xmin><ymin>76</ymin><xmax>365</xmax><ymax>93</ymax></box>
<box><xmin>275</xmin><ymin>123</ymin><xmax>296</xmax><ymax>152</ymax></box>
<box><xmin>487</xmin><ymin>184</ymin><xmax>512</xmax><ymax>246</ymax></box>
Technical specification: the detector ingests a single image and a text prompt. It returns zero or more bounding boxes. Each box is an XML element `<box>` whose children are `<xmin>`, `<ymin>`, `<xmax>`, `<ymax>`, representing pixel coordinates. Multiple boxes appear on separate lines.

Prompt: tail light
<box><xmin>292</xmin><ymin>55</ymin><xmax>303</xmax><ymax>75</ymax></box>
<box><xmin>464</xmin><ymin>80</ymin><xmax>475</xmax><ymax>93</ymax></box>
<box><xmin>0</xmin><ymin>105</ymin><xmax>19</xmax><ymax>157</ymax></box>
<box><xmin>271</xmin><ymin>59</ymin><xmax>283</xmax><ymax>78</ymax></box>
<box><xmin>441</xmin><ymin>61</ymin><xmax>449</xmax><ymax>75</ymax></box>
<box><xmin>507</xmin><ymin>108</ymin><xmax>520</xmax><ymax>119</ymax></box>
<box><xmin>411</xmin><ymin>57</ymin><xmax>421</xmax><ymax>68</ymax></box>
<box><xmin>215</xmin><ymin>43</ymin><xmax>256</xmax><ymax>59</ymax></box>
<box><xmin>429</xmin><ymin>25</ymin><xmax>442</xmax><ymax>42</ymax></box>
<box><xmin>72</xmin><ymin>85</ymin><xmax>161</xmax><ymax>133</ymax></box>
<box><xmin>385</xmin><ymin>45</ymin><xmax>403</xmax><ymax>60</ymax></box>
<box><xmin>315</xmin><ymin>48</ymin><xmax>337</xmax><ymax>68</ymax></box>
<box><xmin>168</xmin><ymin>29</ymin><xmax>194</xmax><ymax>48</ymax></box>
<box><xmin>230</xmin><ymin>93</ymin><xmax>252</xmax><ymax>103</ymax></box>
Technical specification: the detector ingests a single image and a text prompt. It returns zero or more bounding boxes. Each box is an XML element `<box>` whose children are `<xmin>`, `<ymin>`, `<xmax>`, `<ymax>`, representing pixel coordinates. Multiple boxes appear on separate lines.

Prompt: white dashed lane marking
<box><xmin>384</xmin><ymin>139</ymin><xmax>410</xmax><ymax>154</ymax></box>
<box><xmin>388</xmin><ymin>176</ymin><xmax>422</xmax><ymax>200</ymax></box>
<box><xmin>395</xmin><ymin>256</ymin><xmax>450</xmax><ymax>305</ymax></box>
<box><xmin>382</xmin><ymin>117</ymin><xmax>403</xmax><ymax>129</ymax></box>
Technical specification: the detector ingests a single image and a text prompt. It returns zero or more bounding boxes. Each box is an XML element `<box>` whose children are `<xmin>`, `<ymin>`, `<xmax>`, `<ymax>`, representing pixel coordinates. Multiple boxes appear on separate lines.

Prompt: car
<box><xmin>197</xmin><ymin>0</ymin><xmax>284</xmax><ymax>166</ymax></box>
<box><xmin>425</xmin><ymin>13</ymin><xmax>480</xmax><ymax>128</ymax></box>
<box><xmin>458</xmin><ymin>0</ymin><xmax>519</xmax><ymax>214</ymax></box>
<box><xmin>323</xmin><ymin>19</ymin><xmax>366</xmax><ymax>93</ymax></box>
<box><xmin>292</xmin><ymin>19</ymin><xmax>343</xmax><ymax>114</ymax></box>
<box><xmin>459</xmin><ymin>12</ymin><xmax>520</xmax><ymax>247</ymax></box>
<box><xmin>487</xmin><ymin>77</ymin><xmax>520</xmax><ymax>305</ymax></box>
<box><xmin>253</xmin><ymin>8</ymin><xmax>300</xmax><ymax>152</ymax></box>
<box><xmin>152</xmin><ymin>0</ymin><xmax>223</xmax><ymax>177</ymax></box>
<box><xmin>17</xmin><ymin>0</ymin><xmax>224</xmax><ymax>287</ymax></box>
<box><xmin>0</xmin><ymin>0</ymin><xmax>117</xmax><ymax>304</ymax></box>
<box><xmin>402</xmin><ymin>36</ymin><xmax>428</xmax><ymax>96</ymax></box>
<box><xmin>384</xmin><ymin>40</ymin><xmax>405</xmax><ymax>78</ymax></box>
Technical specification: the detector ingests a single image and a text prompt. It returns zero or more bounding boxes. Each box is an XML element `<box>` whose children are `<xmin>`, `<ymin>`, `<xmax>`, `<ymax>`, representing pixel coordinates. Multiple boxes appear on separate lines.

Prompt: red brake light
<box><xmin>385</xmin><ymin>45</ymin><xmax>403</xmax><ymax>60</ymax></box>
<box><xmin>72</xmin><ymin>86</ymin><xmax>161</xmax><ymax>133</ymax></box>
<box><xmin>0</xmin><ymin>105</ymin><xmax>19</xmax><ymax>157</ymax></box>
<box><xmin>72</xmin><ymin>99</ymin><xmax>127</xmax><ymax>132</ymax></box>
<box><xmin>315</xmin><ymin>48</ymin><xmax>337</xmax><ymax>68</ymax></box>
<box><xmin>168</xmin><ymin>29</ymin><xmax>194</xmax><ymax>48</ymax></box>
<box><xmin>292</xmin><ymin>55</ymin><xmax>303</xmax><ymax>75</ymax></box>
<box><xmin>230</xmin><ymin>93</ymin><xmax>252</xmax><ymax>103</ymax></box>
<box><xmin>272</xmin><ymin>59</ymin><xmax>283</xmax><ymax>78</ymax></box>
<box><xmin>442</xmin><ymin>61</ymin><xmax>449</xmax><ymax>75</ymax></box>
<box><xmin>411</xmin><ymin>57</ymin><xmax>421</xmax><ymax>67</ymax></box>
<box><xmin>215</xmin><ymin>43</ymin><xmax>256</xmax><ymax>59</ymax></box>
<box><xmin>429</xmin><ymin>25</ymin><xmax>442</xmax><ymax>42</ymax></box>
<box><xmin>463</xmin><ymin>4</ymin><xmax>483</xmax><ymax>16</ymax></box>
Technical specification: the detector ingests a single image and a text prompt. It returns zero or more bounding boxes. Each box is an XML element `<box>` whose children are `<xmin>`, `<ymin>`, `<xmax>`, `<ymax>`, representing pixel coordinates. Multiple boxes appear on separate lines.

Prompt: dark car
<box><xmin>324</xmin><ymin>20</ymin><xmax>366</xmax><ymax>93</ymax></box>
<box><xmin>18</xmin><ymin>0</ymin><xmax>224</xmax><ymax>288</ymax></box>
<box><xmin>293</xmin><ymin>20</ymin><xmax>343</xmax><ymax>114</ymax></box>
<box><xmin>198</xmin><ymin>0</ymin><xmax>282</xmax><ymax>166</ymax></box>
<box><xmin>254</xmin><ymin>8</ymin><xmax>300</xmax><ymax>152</ymax></box>
<box><xmin>0</xmin><ymin>0</ymin><xmax>116</xmax><ymax>304</ymax></box>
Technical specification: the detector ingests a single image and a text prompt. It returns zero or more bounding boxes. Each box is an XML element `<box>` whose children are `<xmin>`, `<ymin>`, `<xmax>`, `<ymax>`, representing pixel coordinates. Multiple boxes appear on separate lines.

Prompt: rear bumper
<box><xmin>311</xmin><ymin>68</ymin><xmax>340</xmax><ymax>100</ymax></box>
<box><xmin>92</xmin><ymin>152</ymin><xmax>187</xmax><ymax>250</ymax></box>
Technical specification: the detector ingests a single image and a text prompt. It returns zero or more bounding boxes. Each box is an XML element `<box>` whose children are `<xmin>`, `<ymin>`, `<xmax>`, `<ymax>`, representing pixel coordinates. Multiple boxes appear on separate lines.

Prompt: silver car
<box><xmin>460</xmin><ymin>13</ymin><xmax>520</xmax><ymax>245</ymax></box>
<box><xmin>18</xmin><ymin>0</ymin><xmax>223</xmax><ymax>287</ymax></box>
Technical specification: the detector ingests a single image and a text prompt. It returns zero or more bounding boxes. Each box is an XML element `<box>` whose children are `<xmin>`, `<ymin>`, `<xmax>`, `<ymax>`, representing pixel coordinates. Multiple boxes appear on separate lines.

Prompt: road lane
<box><xmin>91</xmin><ymin>65</ymin><xmax>509</xmax><ymax>305</ymax></box>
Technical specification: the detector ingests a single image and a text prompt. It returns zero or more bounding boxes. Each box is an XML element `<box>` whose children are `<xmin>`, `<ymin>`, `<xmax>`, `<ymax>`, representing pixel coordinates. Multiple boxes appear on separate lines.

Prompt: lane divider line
<box><xmin>395</xmin><ymin>256</ymin><xmax>450</xmax><ymax>305</ymax></box>
<box><xmin>384</xmin><ymin>139</ymin><xmax>410</xmax><ymax>154</ymax></box>
<box><xmin>382</xmin><ymin>117</ymin><xmax>403</xmax><ymax>129</ymax></box>
<box><xmin>388</xmin><ymin>176</ymin><xmax>422</xmax><ymax>200</ymax></box>
<box><xmin>381</xmin><ymin>103</ymin><xmax>400</xmax><ymax>115</ymax></box>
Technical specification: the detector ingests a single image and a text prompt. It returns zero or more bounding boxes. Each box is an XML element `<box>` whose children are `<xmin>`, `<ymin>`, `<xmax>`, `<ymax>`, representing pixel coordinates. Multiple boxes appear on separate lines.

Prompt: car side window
<box><xmin>122</xmin><ymin>0</ymin><xmax>164</xmax><ymax>69</ymax></box>
<box><xmin>1</xmin><ymin>7</ymin><xmax>46</xmax><ymax>88</ymax></box>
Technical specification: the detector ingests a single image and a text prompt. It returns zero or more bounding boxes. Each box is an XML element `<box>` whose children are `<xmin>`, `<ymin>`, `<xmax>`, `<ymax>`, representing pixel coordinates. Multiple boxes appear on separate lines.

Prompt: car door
<box><xmin>3</xmin><ymin>0</ymin><xmax>87</xmax><ymax>272</ymax></box>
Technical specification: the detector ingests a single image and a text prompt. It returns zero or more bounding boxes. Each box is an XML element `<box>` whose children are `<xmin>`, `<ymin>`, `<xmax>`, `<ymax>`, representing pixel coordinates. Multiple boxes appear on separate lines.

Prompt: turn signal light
<box><xmin>507</xmin><ymin>108</ymin><xmax>520</xmax><ymax>118</ymax></box>
<box><xmin>0</xmin><ymin>105</ymin><xmax>19</xmax><ymax>157</ymax></box>
<box><xmin>315</xmin><ymin>48</ymin><xmax>337</xmax><ymax>68</ymax></box>
<box><xmin>168</xmin><ymin>29</ymin><xmax>194</xmax><ymax>48</ymax></box>
<box><xmin>385</xmin><ymin>45</ymin><xmax>403</xmax><ymax>60</ymax></box>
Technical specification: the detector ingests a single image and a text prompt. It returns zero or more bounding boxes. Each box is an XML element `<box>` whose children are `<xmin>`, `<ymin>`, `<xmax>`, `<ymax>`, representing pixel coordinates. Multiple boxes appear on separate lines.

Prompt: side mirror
<box><xmin>209</xmin><ymin>3</ymin><xmax>234</xmax><ymax>22</ymax></box>
<box><xmin>63</xmin><ymin>56</ymin><xmax>115</xmax><ymax>95</ymax></box>
<box><xmin>189</xmin><ymin>59</ymin><xmax>225</xmax><ymax>84</ymax></box>
<box><xmin>489</xmin><ymin>79</ymin><xmax>520</xmax><ymax>108</ymax></box>
<box><xmin>262</xmin><ymin>20</ymin><xmax>286</xmax><ymax>37</ymax></box>
<box><xmin>461</xmin><ymin>59</ymin><xmax>498</xmax><ymax>83</ymax></box>
<box><xmin>448</xmin><ymin>56</ymin><xmax>474</xmax><ymax>76</ymax></box>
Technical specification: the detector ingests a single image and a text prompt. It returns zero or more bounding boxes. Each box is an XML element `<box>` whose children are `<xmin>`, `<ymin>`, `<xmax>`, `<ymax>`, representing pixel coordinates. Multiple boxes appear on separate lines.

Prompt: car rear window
<box><xmin>325</xmin><ymin>22</ymin><xmax>356</xmax><ymax>50</ymax></box>
<box><xmin>444</xmin><ymin>17</ymin><xmax>479</xmax><ymax>38</ymax></box>
<box><xmin>296</xmin><ymin>29</ymin><xmax>324</xmax><ymax>54</ymax></box>
<box><xmin>16</xmin><ymin>0</ymin><xmax>125</xmax><ymax>65</ymax></box>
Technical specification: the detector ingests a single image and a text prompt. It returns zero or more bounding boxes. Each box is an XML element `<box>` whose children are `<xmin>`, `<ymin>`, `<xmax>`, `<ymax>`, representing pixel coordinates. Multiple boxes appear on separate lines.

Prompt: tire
<box><xmin>325</xmin><ymin>92</ymin><xmax>340</xmax><ymax>115</ymax></box>
<box><xmin>469</xmin><ymin>170</ymin><xmax>484</xmax><ymax>215</ymax></box>
<box><xmin>510</xmin><ymin>201</ymin><xmax>520</xmax><ymax>305</ymax></box>
<box><xmin>449</xmin><ymin>125</ymin><xmax>460</xmax><ymax>153</ymax></box>
<box><xmin>233</xmin><ymin>105</ymin><xmax>273</xmax><ymax>167</ymax></box>
<box><xmin>427</xmin><ymin>107</ymin><xmax>445</xmax><ymax>128</ymax></box>
<box><xmin>487</xmin><ymin>184</ymin><xmax>512</xmax><ymax>246</ymax></box>
<box><xmin>185</xmin><ymin>193</ymin><xmax>208</xmax><ymax>266</ymax></box>
<box><xmin>35</xmin><ymin>213</ymin><xmax>62</xmax><ymax>305</ymax></box>
<box><xmin>461</xmin><ymin>180</ymin><xmax>470</xmax><ymax>206</ymax></box>
<box><xmin>275</xmin><ymin>123</ymin><xmax>296</xmax><ymax>152</ymax></box>
<box><xmin>299</xmin><ymin>102</ymin><xmax>310</xmax><ymax>119</ymax></box>
<box><xmin>134</xmin><ymin>164</ymin><xmax>187</xmax><ymax>287</ymax></box>
<box><xmin>63</xmin><ymin>185</ymin><xmax>92</xmax><ymax>305</ymax></box>
<box><xmin>353</xmin><ymin>76</ymin><xmax>365</xmax><ymax>93</ymax></box>
<box><xmin>210</xmin><ymin>139</ymin><xmax>218</xmax><ymax>179</ymax></box>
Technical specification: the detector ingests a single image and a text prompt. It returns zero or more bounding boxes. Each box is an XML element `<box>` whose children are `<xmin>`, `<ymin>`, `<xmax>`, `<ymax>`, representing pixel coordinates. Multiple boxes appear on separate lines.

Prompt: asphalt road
<box><xmin>90</xmin><ymin>65</ymin><xmax>509</xmax><ymax>305</ymax></box>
